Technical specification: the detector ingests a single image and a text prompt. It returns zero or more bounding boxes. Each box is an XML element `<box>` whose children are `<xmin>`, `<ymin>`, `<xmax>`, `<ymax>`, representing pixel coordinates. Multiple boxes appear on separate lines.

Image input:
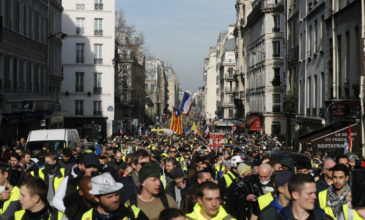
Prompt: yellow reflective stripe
<box><xmin>0</xmin><ymin>186</ymin><xmax>20</xmax><ymax>214</ymax></box>
<box><xmin>81</xmin><ymin>208</ymin><xmax>93</xmax><ymax>220</ymax></box>
<box><xmin>131</xmin><ymin>205</ymin><xmax>140</xmax><ymax>218</ymax></box>
<box><xmin>14</xmin><ymin>210</ymin><xmax>26</xmax><ymax>220</ymax></box>
<box><xmin>54</xmin><ymin>168</ymin><xmax>65</xmax><ymax>192</ymax></box>
<box><xmin>318</xmin><ymin>190</ymin><xmax>327</xmax><ymax>210</ymax></box>
<box><xmin>257</xmin><ymin>192</ymin><xmax>274</xmax><ymax>211</ymax></box>
<box><xmin>39</xmin><ymin>167</ymin><xmax>45</xmax><ymax>180</ymax></box>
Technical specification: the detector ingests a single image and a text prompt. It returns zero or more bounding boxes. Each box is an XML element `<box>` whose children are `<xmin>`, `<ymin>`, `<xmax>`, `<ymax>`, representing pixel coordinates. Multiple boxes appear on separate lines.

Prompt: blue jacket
<box><xmin>277</xmin><ymin>202</ymin><xmax>333</xmax><ymax>220</ymax></box>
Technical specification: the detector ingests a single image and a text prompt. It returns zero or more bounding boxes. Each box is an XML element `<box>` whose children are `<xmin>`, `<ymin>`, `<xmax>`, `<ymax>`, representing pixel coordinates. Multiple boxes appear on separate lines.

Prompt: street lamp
<box><xmin>48</xmin><ymin>32</ymin><xmax>68</xmax><ymax>40</ymax></box>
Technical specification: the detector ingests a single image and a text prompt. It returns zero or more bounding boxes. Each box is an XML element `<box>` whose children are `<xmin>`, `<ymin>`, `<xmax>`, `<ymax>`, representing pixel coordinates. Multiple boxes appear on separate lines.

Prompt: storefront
<box><xmin>299</xmin><ymin>122</ymin><xmax>362</xmax><ymax>156</ymax></box>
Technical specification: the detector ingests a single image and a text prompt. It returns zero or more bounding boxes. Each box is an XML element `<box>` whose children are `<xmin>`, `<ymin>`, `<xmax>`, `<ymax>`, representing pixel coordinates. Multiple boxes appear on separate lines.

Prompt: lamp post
<box><xmin>48</xmin><ymin>32</ymin><xmax>68</xmax><ymax>40</ymax></box>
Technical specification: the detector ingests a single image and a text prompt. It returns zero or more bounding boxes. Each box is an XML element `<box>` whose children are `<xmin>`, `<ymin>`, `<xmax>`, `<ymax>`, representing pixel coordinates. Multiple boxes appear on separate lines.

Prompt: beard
<box><xmin>99</xmin><ymin>199</ymin><xmax>119</xmax><ymax>213</ymax></box>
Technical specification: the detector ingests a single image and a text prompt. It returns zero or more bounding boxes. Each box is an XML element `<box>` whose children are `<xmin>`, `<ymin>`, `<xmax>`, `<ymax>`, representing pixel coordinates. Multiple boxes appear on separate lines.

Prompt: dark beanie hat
<box><xmin>171</xmin><ymin>167</ymin><xmax>184</xmax><ymax>179</ymax></box>
<box><xmin>139</xmin><ymin>162</ymin><xmax>161</xmax><ymax>184</ymax></box>
<box><xmin>280</xmin><ymin>157</ymin><xmax>295</xmax><ymax>171</ymax></box>
<box><xmin>274</xmin><ymin>171</ymin><xmax>293</xmax><ymax>187</ymax></box>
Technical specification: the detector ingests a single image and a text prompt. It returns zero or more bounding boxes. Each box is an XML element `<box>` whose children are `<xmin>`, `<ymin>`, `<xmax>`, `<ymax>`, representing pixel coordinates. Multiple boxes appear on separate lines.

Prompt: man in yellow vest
<box><xmin>31</xmin><ymin>151</ymin><xmax>66</xmax><ymax>206</ymax></box>
<box><xmin>14</xmin><ymin>176</ymin><xmax>59</xmax><ymax>220</ymax></box>
<box><xmin>0</xmin><ymin>164</ymin><xmax>20</xmax><ymax>219</ymax></box>
<box><xmin>186</xmin><ymin>181</ymin><xmax>235</xmax><ymax>220</ymax></box>
<box><xmin>81</xmin><ymin>172</ymin><xmax>148</xmax><ymax>220</ymax></box>
<box><xmin>218</xmin><ymin>156</ymin><xmax>242</xmax><ymax>198</ymax></box>
<box><xmin>318</xmin><ymin>164</ymin><xmax>362</xmax><ymax>220</ymax></box>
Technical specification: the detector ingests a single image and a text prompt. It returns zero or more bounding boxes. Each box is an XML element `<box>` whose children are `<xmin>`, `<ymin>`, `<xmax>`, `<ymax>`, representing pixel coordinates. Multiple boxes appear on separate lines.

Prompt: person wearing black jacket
<box><xmin>165</xmin><ymin>167</ymin><xmax>189</xmax><ymax>209</ymax></box>
<box><xmin>225</xmin><ymin>163</ymin><xmax>252</xmax><ymax>220</ymax></box>
<box><xmin>64</xmin><ymin>176</ymin><xmax>95</xmax><ymax>220</ymax></box>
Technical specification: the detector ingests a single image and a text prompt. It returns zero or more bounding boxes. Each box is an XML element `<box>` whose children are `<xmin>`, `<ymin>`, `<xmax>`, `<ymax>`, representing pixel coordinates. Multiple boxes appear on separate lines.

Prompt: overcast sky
<box><xmin>116</xmin><ymin>0</ymin><xmax>236</xmax><ymax>93</ymax></box>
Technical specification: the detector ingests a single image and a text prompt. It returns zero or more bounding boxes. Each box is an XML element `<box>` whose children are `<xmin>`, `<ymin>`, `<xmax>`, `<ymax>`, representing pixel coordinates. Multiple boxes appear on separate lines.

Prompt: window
<box><xmin>95</xmin><ymin>0</ymin><xmax>103</xmax><ymax>10</ymax></box>
<box><xmin>314</xmin><ymin>20</ymin><xmax>318</xmax><ymax>54</ymax></box>
<box><xmin>94</xmin><ymin>18</ymin><xmax>103</xmax><ymax>36</ymax></box>
<box><xmin>76</xmin><ymin>0</ymin><xmax>85</xmax><ymax>9</ymax></box>
<box><xmin>34</xmin><ymin>12</ymin><xmax>39</xmax><ymax>41</ymax></box>
<box><xmin>273</xmin><ymin>15</ymin><xmax>280</xmax><ymax>32</ymax></box>
<box><xmin>76</xmin><ymin>18</ymin><xmax>84</xmax><ymax>34</ymax></box>
<box><xmin>272</xmin><ymin>94</ymin><xmax>280</xmax><ymax>103</ymax></box>
<box><xmin>94</xmin><ymin>44</ymin><xmax>103</xmax><ymax>64</ymax></box>
<box><xmin>76</xmin><ymin>43</ymin><xmax>84</xmax><ymax>63</ymax></box>
<box><xmin>93</xmin><ymin>101</ymin><xmax>102</xmax><ymax>115</ymax></box>
<box><xmin>4</xmin><ymin>0</ymin><xmax>11</xmax><ymax>28</ymax></box>
<box><xmin>13</xmin><ymin>0</ymin><xmax>20</xmax><ymax>32</ymax></box>
<box><xmin>273</xmin><ymin>41</ymin><xmax>280</xmax><ymax>57</ymax></box>
<box><xmin>320</xmin><ymin>16</ymin><xmax>324</xmax><ymax>52</ymax></box>
<box><xmin>94</xmin><ymin>72</ymin><xmax>102</xmax><ymax>93</ymax></box>
<box><xmin>308</xmin><ymin>25</ymin><xmax>312</xmax><ymax>58</ymax></box>
<box><xmin>75</xmin><ymin>72</ymin><xmax>84</xmax><ymax>92</ymax></box>
<box><xmin>272</xmin><ymin>68</ymin><xmax>280</xmax><ymax>86</ymax></box>
<box><xmin>75</xmin><ymin>100</ymin><xmax>83</xmax><ymax>115</ymax></box>
<box><xmin>229</xmin><ymin>109</ymin><xmax>233</xmax><ymax>118</ymax></box>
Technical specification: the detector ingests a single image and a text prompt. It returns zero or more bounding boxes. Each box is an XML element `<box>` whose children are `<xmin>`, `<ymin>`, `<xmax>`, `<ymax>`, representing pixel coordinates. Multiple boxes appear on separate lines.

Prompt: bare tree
<box><xmin>115</xmin><ymin>9</ymin><xmax>148</xmax><ymax>56</ymax></box>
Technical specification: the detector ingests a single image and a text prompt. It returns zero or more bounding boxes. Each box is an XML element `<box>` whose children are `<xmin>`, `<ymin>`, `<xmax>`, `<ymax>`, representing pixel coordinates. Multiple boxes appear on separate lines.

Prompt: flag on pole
<box><xmin>204</xmin><ymin>125</ymin><xmax>210</xmax><ymax>136</ymax></box>
<box><xmin>344</xmin><ymin>138</ymin><xmax>350</xmax><ymax>154</ymax></box>
<box><xmin>138</xmin><ymin>124</ymin><xmax>142</xmax><ymax>135</ymax></box>
<box><xmin>191</xmin><ymin>121</ymin><xmax>198</xmax><ymax>132</ymax></box>
<box><xmin>145</xmin><ymin>127</ymin><xmax>150</xmax><ymax>135</ymax></box>
<box><xmin>348</xmin><ymin>123</ymin><xmax>352</xmax><ymax>153</ymax></box>
<box><xmin>119</xmin><ymin>122</ymin><xmax>124</xmax><ymax>135</ymax></box>
<box><xmin>186</xmin><ymin>126</ymin><xmax>190</xmax><ymax>134</ymax></box>
<box><xmin>179</xmin><ymin>92</ymin><xmax>192</xmax><ymax>116</ymax></box>
<box><xmin>170</xmin><ymin>107</ymin><xmax>183</xmax><ymax>135</ymax></box>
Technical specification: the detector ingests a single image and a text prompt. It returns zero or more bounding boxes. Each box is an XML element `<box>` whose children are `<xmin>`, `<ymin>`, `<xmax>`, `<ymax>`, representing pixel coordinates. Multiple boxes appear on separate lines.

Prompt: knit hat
<box><xmin>84</xmin><ymin>153</ymin><xmax>100</xmax><ymax>167</ymax></box>
<box><xmin>237</xmin><ymin>163</ymin><xmax>252</xmax><ymax>176</ymax></box>
<box><xmin>274</xmin><ymin>171</ymin><xmax>293</xmax><ymax>187</ymax></box>
<box><xmin>138</xmin><ymin>162</ymin><xmax>161</xmax><ymax>183</ymax></box>
<box><xmin>280</xmin><ymin>157</ymin><xmax>295</xmax><ymax>171</ymax></box>
<box><xmin>171</xmin><ymin>167</ymin><xmax>184</xmax><ymax>179</ymax></box>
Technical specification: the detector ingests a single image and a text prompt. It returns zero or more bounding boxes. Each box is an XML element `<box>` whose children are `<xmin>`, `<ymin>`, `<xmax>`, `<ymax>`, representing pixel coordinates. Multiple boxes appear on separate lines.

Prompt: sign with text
<box><xmin>209</xmin><ymin>133</ymin><xmax>225</xmax><ymax>149</ymax></box>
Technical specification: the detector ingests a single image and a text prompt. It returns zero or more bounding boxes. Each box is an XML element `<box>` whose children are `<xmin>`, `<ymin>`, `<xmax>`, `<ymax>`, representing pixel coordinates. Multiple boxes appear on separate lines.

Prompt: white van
<box><xmin>25</xmin><ymin>129</ymin><xmax>80</xmax><ymax>155</ymax></box>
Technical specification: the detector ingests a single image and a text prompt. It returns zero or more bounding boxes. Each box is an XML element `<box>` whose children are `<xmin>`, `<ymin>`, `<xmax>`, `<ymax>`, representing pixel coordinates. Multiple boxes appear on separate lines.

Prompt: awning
<box><xmin>299</xmin><ymin>122</ymin><xmax>361</xmax><ymax>154</ymax></box>
<box><xmin>240</xmin><ymin>116</ymin><xmax>262</xmax><ymax>130</ymax></box>
<box><xmin>250</xmin><ymin>117</ymin><xmax>261</xmax><ymax>131</ymax></box>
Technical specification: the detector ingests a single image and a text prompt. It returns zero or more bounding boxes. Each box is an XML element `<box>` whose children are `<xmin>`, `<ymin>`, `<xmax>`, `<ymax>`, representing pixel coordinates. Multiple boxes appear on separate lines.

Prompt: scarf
<box><xmin>326</xmin><ymin>184</ymin><xmax>350</xmax><ymax>218</ymax></box>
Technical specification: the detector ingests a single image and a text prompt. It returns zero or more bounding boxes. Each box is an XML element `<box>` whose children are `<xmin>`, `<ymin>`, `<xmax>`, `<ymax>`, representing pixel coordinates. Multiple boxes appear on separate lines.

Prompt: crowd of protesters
<box><xmin>0</xmin><ymin>132</ymin><xmax>364</xmax><ymax>220</ymax></box>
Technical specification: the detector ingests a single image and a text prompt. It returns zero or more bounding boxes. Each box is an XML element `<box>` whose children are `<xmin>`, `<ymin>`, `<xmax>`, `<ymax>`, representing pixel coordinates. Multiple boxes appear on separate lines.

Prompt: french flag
<box><xmin>179</xmin><ymin>92</ymin><xmax>192</xmax><ymax>116</ymax></box>
<box><xmin>204</xmin><ymin>125</ymin><xmax>210</xmax><ymax>136</ymax></box>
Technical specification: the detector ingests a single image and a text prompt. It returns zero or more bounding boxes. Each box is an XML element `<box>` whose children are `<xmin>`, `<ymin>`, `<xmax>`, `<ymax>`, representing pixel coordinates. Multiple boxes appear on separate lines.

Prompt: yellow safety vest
<box><xmin>14</xmin><ymin>209</ymin><xmax>63</xmax><ymax>220</ymax></box>
<box><xmin>0</xmin><ymin>186</ymin><xmax>20</xmax><ymax>214</ymax></box>
<box><xmin>257</xmin><ymin>192</ymin><xmax>274</xmax><ymax>211</ymax></box>
<box><xmin>160</xmin><ymin>175</ymin><xmax>167</xmax><ymax>189</ymax></box>
<box><xmin>81</xmin><ymin>208</ymin><xmax>129</xmax><ymax>220</ymax></box>
<box><xmin>186</xmin><ymin>203</ymin><xmax>236</xmax><ymax>220</ymax></box>
<box><xmin>318</xmin><ymin>189</ymin><xmax>362</xmax><ymax>220</ymax></box>
<box><xmin>32</xmin><ymin>167</ymin><xmax>65</xmax><ymax>192</ymax></box>
<box><xmin>223</xmin><ymin>171</ymin><xmax>236</xmax><ymax>188</ymax></box>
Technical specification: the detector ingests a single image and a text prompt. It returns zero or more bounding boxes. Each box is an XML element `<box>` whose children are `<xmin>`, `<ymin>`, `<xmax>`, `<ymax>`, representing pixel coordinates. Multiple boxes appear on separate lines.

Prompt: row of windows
<box><xmin>75</xmin><ymin>18</ymin><xmax>104</xmax><ymax>36</ymax></box>
<box><xmin>75</xmin><ymin>43</ymin><xmax>103</xmax><ymax>64</ymax></box>
<box><xmin>74</xmin><ymin>100</ymin><xmax>102</xmax><ymax>116</ymax></box>
<box><xmin>75</xmin><ymin>72</ymin><xmax>102</xmax><ymax>93</ymax></box>
<box><xmin>75</xmin><ymin>0</ymin><xmax>104</xmax><ymax>10</ymax></box>
<box><xmin>0</xmin><ymin>54</ymin><xmax>47</xmax><ymax>94</ymax></box>
<box><xmin>0</xmin><ymin>0</ymin><xmax>51</xmax><ymax>45</ymax></box>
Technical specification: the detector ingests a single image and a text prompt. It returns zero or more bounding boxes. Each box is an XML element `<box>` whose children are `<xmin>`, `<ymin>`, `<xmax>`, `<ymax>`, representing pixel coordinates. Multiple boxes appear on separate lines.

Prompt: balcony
<box><xmin>225</xmin><ymin>87</ymin><xmax>237</xmax><ymax>94</ymax></box>
<box><xmin>94</xmin><ymin>30</ymin><xmax>103</xmax><ymax>36</ymax></box>
<box><xmin>76</xmin><ymin>27</ymin><xmax>84</xmax><ymax>35</ymax></box>
<box><xmin>76</xmin><ymin>57</ymin><xmax>84</xmax><ymax>63</ymax></box>
<box><xmin>306</xmin><ymin>108</ymin><xmax>310</xmax><ymax>115</ymax></box>
<box><xmin>76</xmin><ymin>4</ymin><xmax>85</xmax><ymax>9</ymax></box>
<box><xmin>93</xmin><ymin>87</ymin><xmax>102</xmax><ymax>94</ymax></box>
<box><xmin>273</xmin><ymin>53</ymin><xmax>280</xmax><ymax>58</ymax></box>
<box><xmin>93</xmin><ymin>111</ymin><xmax>102</xmax><ymax>116</ymax></box>
<box><xmin>75</xmin><ymin>110</ymin><xmax>83</xmax><ymax>115</ymax></box>
<box><xmin>312</xmin><ymin>108</ymin><xmax>317</xmax><ymax>116</ymax></box>
<box><xmin>95</xmin><ymin>3</ymin><xmax>103</xmax><ymax>10</ymax></box>
<box><xmin>222</xmin><ymin>102</ymin><xmax>235</xmax><ymax>108</ymax></box>
<box><xmin>75</xmin><ymin>86</ymin><xmax>84</xmax><ymax>92</ymax></box>
<box><xmin>94</xmin><ymin>58</ymin><xmax>103</xmax><ymax>64</ymax></box>
<box><xmin>225</xmin><ymin>74</ymin><xmax>234</xmax><ymax>81</ymax></box>
<box><xmin>272</xmin><ymin>105</ymin><xmax>281</xmax><ymax>113</ymax></box>
<box><xmin>272</xmin><ymin>27</ymin><xmax>280</xmax><ymax>32</ymax></box>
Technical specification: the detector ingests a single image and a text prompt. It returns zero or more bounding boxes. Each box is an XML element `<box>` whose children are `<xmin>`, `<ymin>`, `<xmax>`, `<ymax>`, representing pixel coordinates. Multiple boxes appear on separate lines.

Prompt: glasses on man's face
<box><xmin>170</xmin><ymin>151</ymin><xmax>177</xmax><ymax>153</ymax></box>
